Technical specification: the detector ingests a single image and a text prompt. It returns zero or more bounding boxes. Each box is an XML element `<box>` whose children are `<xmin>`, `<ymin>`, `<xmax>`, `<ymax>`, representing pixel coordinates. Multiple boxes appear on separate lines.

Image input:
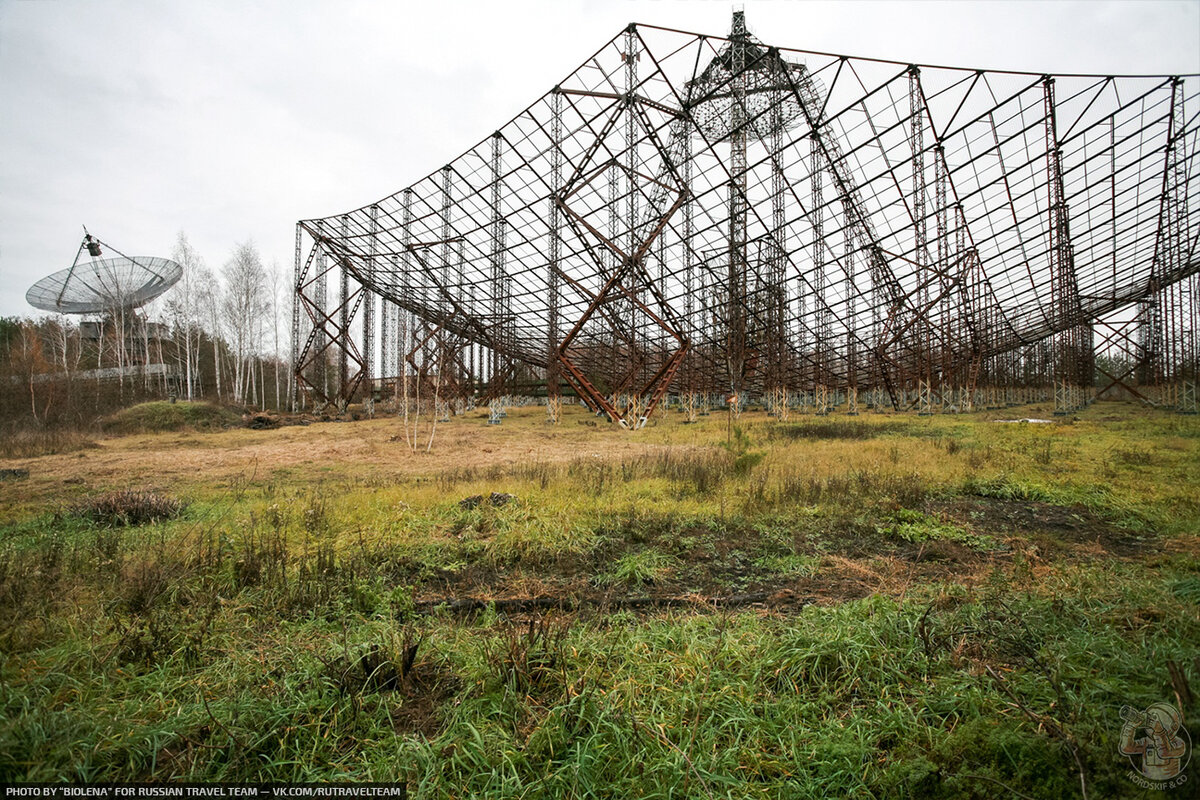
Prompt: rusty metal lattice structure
<box><xmin>293</xmin><ymin>14</ymin><xmax>1200</xmax><ymax>421</ymax></box>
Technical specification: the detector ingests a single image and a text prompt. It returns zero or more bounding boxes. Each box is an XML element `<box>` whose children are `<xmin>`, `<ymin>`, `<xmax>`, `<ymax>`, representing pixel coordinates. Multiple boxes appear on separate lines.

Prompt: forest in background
<box><xmin>1</xmin><ymin>233</ymin><xmax>293</xmax><ymax>432</ymax></box>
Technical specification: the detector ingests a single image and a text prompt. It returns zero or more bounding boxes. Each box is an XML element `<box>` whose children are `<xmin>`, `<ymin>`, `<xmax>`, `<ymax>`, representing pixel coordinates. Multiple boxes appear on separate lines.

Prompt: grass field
<box><xmin>0</xmin><ymin>400</ymin><xmax>1197</xmax><ymax>797</ymax></box>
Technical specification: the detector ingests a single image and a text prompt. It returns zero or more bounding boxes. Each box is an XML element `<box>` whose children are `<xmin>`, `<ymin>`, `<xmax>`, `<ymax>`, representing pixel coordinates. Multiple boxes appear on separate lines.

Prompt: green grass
<box><xmin>0</xmin><ymin>401</ymin><xmax>1197</xmax><ymax>796</ymax></box>
<box><xmin>880</xmin><ymin>508</ymin><xmax>1000</xmax><ymax>551</ymax></box>
<box><xmin>596</xmin><ymin>549</ymin><xmax>680</xmax><ymax>588</ymax></box>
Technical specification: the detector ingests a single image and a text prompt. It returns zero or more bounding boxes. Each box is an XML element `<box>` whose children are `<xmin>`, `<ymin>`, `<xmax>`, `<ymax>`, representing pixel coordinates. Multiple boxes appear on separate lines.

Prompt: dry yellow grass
<box><xmin>0</xmin><ymin>404</ymin><xmax>664</xmax><ymax>508</ymax></box>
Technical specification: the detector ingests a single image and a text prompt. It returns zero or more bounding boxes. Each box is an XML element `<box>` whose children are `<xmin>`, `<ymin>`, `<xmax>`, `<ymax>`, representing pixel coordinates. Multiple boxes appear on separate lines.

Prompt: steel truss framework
<box><xmin>293</xmin><ymin>14</ymin><xmax>1200</xmax><ymax>422</ymax></box>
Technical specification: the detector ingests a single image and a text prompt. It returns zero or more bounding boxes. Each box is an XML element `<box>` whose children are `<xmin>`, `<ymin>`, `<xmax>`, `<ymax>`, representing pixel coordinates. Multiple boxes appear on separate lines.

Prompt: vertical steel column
<box><xmin>382</xmin><ymin>256</ymin><xmax>397</xmax><ymax>382</ymax></box>
<box><xmin>314</xmin><ymin>222</ymin><xmax>328</xmax><ymax>400</ymax></box>
<box><xmin>681</xmin><ymin>118</ymin><xmax>695</xmax><ymax>397</ymax></box>
<box><xmin>440</xmin><ymin>166</ymin><xmax>454</xmax><ymax>319</ymax></box>
<box><xmin>1110</xmin><ymin>117</ymin><xmax>1118</xmax><ymax>297</ymax></box>
<box><xmin>291</xmin><ymin>223</ymin><xmax>303</xmax><ymax>410</ymax></box>
<box><xmin>811</xmin><ymin>134</ymin><xmax>828</xmax><ymax>415</ymax></box>
<box><xmin>1154</xmin><ymin>78</ymin><xmax>1194</xmax><ymax>412</ymax></box>
<box><xmin>768</xmin><ymin>49</ymin><xmax>788</xmax><ymax>413</ymax></box>
<box><xmin>625</xmin><ymin>26</ymin><xmax>640</xmax><ymax>394</ymax></box>
<box><xmin>727</xmin><ymin>10</ymin><xmax>749</xmax><ymax>398</ymax></box>
<box><xmin>606</xmin><ymin>117</ymin><xmax>622</xmax><ymax>407</ymax></box>
<box><xmin>489</xmin><ymin>134</ymin><xmax>506</xmax><ymax>418</ymax></box>
<box><xmin>400</xmin><ymin>189</ymin><xmax>413</xmax><ymax>408</ymax></box>
<box><xmin>451</xmin><ymin>237</ymin><xmax>466</xmax><ymax>416</ymax></box>
<box><xmin>934</xmin><ymin>145</ymin><xmax>951</xmax><ymax>407</ymax></box>
<box><xmin>910</xmin><ymin>67</ymin><xmax>933</xmax><ymax>415</ymax></box>
<box><xmin>469</xmin><ymin>283</ymin><xmax>480</xmax><ymax>396</ymax></box>
<box><xmin>844</xmin><ymin>199</ymin><xmax>858</xmax><ymax>415</ymax></box>
<box><xmin>1044</xmin><ymin>77</ymin><xmax>1090</xmax><ymax>414</ymax></box>
<box><xmin>362</xmin><ymin>204</ymin><xmax>378</xmax><ymax>411</ymax></box>
<box><xmin>548</xmin><ymin>87</ymin><xmax>564</xmax><ymax>418</ymax></box>
<box><xmin>958</xmin><ymin>204</ymin><xmax>980</xmax><ymax>412</ymax></box>
<box><xmin>437</xmin><ymin>165</ymin><xmax>454</xmax><ymax>409</ymax></box>
<box><xmin>337</xmin><ymin>214</ymin><xmax>350</xmax><ymax>409</ymax></box>
<box><xmin>1137</xmin><ymin>299</ymin><xmax>1160</xmax><ymax>390</ymax></box>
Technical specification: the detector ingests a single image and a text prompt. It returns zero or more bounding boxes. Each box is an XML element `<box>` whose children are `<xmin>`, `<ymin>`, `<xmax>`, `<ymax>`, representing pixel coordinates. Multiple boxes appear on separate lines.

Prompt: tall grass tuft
<box><xmin>69</xmin><ymin>490</ymin><xmax>184</xmax><ymax>526</ymax></box>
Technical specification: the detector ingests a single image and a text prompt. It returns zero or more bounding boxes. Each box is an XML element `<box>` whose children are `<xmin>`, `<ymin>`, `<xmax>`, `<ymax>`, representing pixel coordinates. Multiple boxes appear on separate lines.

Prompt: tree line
<box><xmin>0</xmin><ymin>232</ymin><xmax>293</xmax><ymax>431</ymax></box>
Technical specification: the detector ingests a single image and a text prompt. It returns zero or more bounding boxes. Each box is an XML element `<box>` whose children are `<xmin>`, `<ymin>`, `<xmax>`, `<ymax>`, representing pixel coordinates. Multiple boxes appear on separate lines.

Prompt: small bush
<box><xmin>70</xmin><ymin>490</ymin><xmax>183</xmax><ymax>526</ymax></box>
<box><xmin>100</xmin><ymin>401</ymin><xmax>239</xmax><ymax>434</ymax></box>
<box><xmin>720</xmin><ymin>426</ymin><xmax>764</xmax><ymax>477</ymax></box>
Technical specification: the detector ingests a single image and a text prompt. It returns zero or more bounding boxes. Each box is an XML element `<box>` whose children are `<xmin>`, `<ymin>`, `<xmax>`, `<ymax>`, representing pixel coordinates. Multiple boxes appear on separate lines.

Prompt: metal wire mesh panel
<box><xmin>294</xmin><ymin>14</ymin><xmax>1200</xmax><ymax>417</ymax></box>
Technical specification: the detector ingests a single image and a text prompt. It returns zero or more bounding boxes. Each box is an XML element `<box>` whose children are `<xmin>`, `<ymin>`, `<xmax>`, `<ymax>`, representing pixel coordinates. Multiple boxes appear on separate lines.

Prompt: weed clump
<box><xmin>491</xmin><ymin>617</ymin><xmax>570</xmax><ymax>696</ymax></box>
<box><xmin>70</xmin><ymin>490</ymin><xmax>183</xmax><ymax>526</ymax></box>
<box><xmin>1170</xmin><ymin>576</ymin><xmax>1200</xmax><ymax>603</ymax></box>
<box><xmin>597</xmin><ymin>549</ymin><xmax>679</xmax><ymax>588</ymax></box>
<box><xmin>879</xmin><ymin>508</ymin><xmax>998</xmax><ymax>551</ymax></box>
<box><xmin>321</xmin><ymin>633</ymin><xmax>423</xmax><ymax>696</ymax></box>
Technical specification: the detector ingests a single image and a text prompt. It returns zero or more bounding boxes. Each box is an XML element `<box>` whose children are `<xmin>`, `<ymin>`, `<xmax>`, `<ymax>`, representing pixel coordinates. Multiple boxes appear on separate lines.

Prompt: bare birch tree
<box><xmin>197</xmin><ymin>265</ymin><xmax>223</xmax><ymax>402</ymax></box>
<box><xmin>221</xmin><ymin>242</ymin><xmax>269</xmax><ymax>406</ymax></box>
<box><xmin>168</xmin><ymin>232</ymin><xmax>205</xmax><ymax>400</ymax></box>
<box><xmin>268</xmin><ymin>260</ymin><xmax>287</xmax><ymax>410</ymax></box>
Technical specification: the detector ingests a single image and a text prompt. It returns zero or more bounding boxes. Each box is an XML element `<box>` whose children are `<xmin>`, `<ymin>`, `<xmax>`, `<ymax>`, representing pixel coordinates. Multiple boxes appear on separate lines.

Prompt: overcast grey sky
<box><xmin>1</xmin><ymin>0</ymin><xmax>1197</xmax><ymax>320</ymax></box>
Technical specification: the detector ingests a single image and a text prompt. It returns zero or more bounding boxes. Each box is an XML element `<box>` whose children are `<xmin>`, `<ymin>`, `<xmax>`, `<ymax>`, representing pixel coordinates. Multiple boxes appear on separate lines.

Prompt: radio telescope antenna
<box><xmin>26</xmin><ymin>228</ymin><xmax>182</xmax><ymax>314</ymax></box>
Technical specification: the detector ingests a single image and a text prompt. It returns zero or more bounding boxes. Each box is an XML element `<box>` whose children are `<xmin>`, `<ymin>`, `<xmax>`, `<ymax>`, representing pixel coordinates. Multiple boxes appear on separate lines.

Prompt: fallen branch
<box><xmin>986</xmin><ymin>665</ymin><xmax>1089</xmax><ymax>800</ymax></box>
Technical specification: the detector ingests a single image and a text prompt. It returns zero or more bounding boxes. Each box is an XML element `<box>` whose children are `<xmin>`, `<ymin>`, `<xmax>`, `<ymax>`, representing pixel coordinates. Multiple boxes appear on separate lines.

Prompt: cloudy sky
<box><xmin>1</xmin><ymin>0</ymin><xmax>1197</xmax><ymax>319</ymax></box>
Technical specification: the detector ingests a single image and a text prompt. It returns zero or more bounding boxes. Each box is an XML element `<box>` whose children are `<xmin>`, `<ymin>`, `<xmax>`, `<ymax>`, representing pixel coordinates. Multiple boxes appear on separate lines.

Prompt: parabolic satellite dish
<box><xmin>26</xmin><ymin>232</ymin><xmax>182</xmax><ymax>314</ymax></box>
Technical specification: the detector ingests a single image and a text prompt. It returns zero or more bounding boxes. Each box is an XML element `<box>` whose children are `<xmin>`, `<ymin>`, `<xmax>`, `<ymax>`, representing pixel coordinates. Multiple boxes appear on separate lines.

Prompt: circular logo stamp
<box><xmin>1119</xmin><ymin>702</ymin><xmax>1191</xmax><ymax>791</ymax></box>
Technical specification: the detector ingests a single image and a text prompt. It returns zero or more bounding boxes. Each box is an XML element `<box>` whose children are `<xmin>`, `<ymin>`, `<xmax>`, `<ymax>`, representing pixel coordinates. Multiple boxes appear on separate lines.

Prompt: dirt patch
<box><xmin>930</xmin><ymin>496</ymin><xmax>1156</xmax><ymax>558</ymax></box>
<box><xmin>775</xmin><ymin>571</ymin><xmax>876</xmax><ymax>607</ymax></box>
<box><xmin>400</xmin><ymin>504</ymin><xmax>1043</xmax><ymax>617</ymax></box>
<box><xmin>406</xmin><ymin>549</ymin><xmax>1001</xmax><ymax>620</ymax></box>
<box><xmin>399</xmin><ymin>489</ymin><xmax>1164</xmax><ymax>615</ymax></box>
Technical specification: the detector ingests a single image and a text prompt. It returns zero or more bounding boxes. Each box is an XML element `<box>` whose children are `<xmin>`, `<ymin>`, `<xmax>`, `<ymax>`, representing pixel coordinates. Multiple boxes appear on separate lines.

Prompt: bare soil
<box><xmin>402</xmin><ymin>494</ymin><xmax>1167</xmax><ymax>618</ymax></box>
<box><xmin>930</xmin><ymin>497</ymin><xmax>1156</xmax><ymax>558</ymax></box>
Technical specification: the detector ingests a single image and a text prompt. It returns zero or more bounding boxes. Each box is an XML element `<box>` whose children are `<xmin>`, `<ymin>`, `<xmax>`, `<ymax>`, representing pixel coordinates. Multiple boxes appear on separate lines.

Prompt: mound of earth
<box><xmin>100</xmin><ymin>401</ymin><xmax>240</xmax><ymax>434</ymax></box>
